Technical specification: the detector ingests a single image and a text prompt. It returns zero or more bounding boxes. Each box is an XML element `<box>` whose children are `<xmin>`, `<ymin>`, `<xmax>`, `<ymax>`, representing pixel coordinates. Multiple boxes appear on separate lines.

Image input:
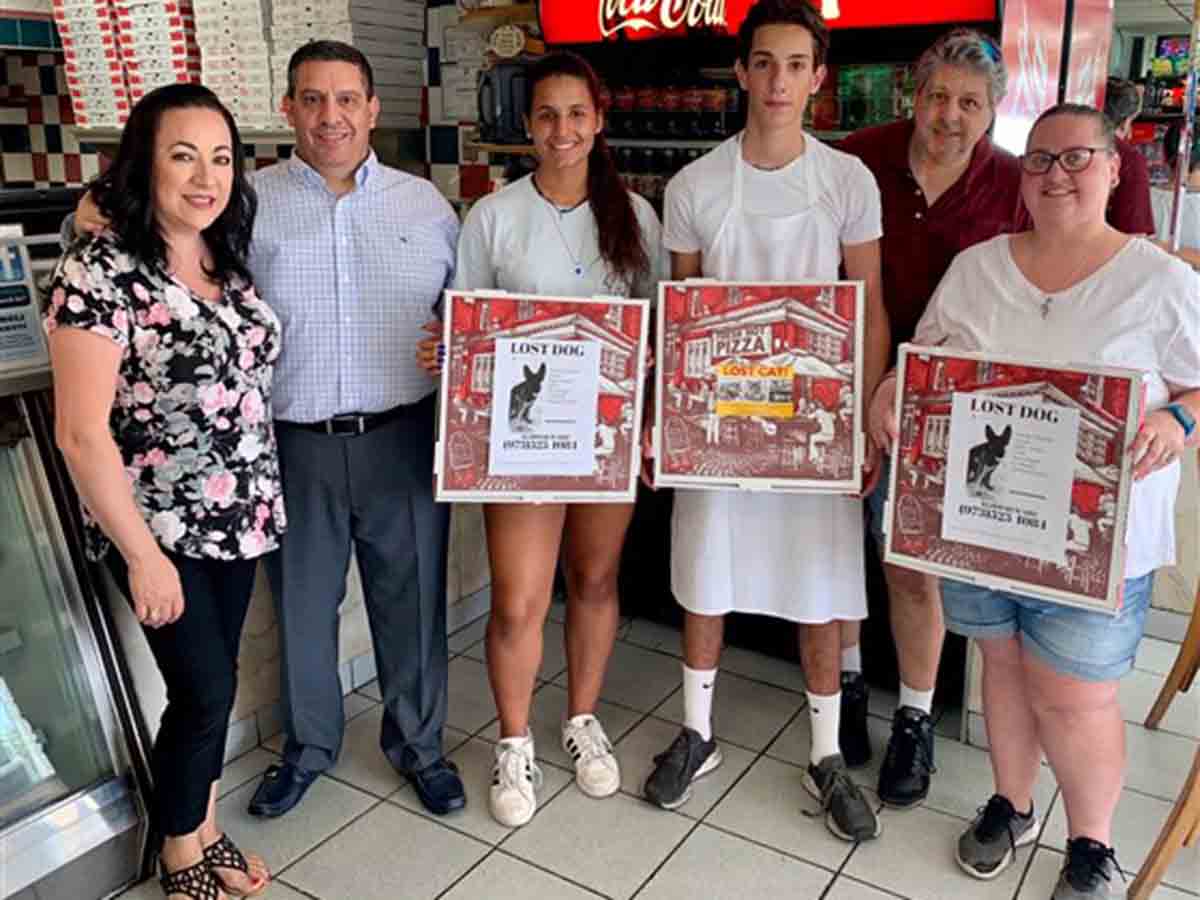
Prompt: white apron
<box><xmin>671</xmin><ymin>136</ymin><xmax>868</xmax><ymax>624</ymax></box>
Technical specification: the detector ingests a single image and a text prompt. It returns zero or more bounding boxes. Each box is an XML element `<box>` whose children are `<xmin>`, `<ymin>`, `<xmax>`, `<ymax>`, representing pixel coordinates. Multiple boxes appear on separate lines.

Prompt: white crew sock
<box><xmin>898</xmin><ymin>682</ymin><xmax>934</xmax><ymax>716</ymax></box>
<box><xmin>683</xmin><ymin>664</ymin><xmax>717</xmax><ymax>741</ymax></box>
<box><xmin>841</xmin><ymin>644</ymin><xmax>862</xmax><ymax>674</ymax></box>
<box><xmin>807</xmin><ymin>690</ymin><xmax>842</xmax><ymax>764</ymax></box>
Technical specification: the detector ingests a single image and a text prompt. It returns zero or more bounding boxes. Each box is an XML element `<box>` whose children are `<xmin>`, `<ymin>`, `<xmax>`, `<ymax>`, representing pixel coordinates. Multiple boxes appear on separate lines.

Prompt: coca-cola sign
<box><xmin>540</xmin><ymin>0</ymin><xmax>999</xmax><ymax>44</ymax></box>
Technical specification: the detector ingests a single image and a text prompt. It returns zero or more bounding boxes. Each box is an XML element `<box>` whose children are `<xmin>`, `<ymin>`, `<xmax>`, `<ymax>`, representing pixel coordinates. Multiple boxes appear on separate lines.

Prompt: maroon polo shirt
<box><xmin>1109</xmin><ymin>137</ymin><xmax>1156</xmax><ymax>236</ymax></box>
<box><xmin>840</xmin><ymin>119</ymin><xmax>1030</xmax><ymax>357</ymax></box>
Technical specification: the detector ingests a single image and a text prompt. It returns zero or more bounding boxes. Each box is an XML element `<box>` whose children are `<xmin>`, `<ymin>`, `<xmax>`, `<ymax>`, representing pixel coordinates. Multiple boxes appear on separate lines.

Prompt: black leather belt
<box><xmin>278</xmin><ymin>404</ymin><xmax>410</xmax><ymax>436</ymax></box>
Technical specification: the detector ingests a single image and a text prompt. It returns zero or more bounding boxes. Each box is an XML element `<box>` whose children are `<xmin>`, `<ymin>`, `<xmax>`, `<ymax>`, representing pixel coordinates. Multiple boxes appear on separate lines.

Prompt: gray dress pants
<box><xmin>267</xmin><ymin>393</ymin><xmax>450</xmax><ymax>773</ymax></box>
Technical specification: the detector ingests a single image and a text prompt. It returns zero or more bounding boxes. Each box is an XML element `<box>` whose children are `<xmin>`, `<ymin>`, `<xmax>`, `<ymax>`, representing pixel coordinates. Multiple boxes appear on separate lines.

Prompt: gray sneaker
<box><xmin>1052</xmin><ymin>838</ymin><xmax>1121</xmax><ymax>900</ymax></box>
<box><xmin>643</xmin><ymin>727</ymin><xmax>722</xmax><ymax>810</ymax></box>
<box><xmin>803</xmin><ymin>753</ymin><xmax>881</xmax><ymax>842</ymax></box>
<box><xmin>956</xmin><ymin>794</ymin><xmax>1038</xmax><ymax>879</ymax></box>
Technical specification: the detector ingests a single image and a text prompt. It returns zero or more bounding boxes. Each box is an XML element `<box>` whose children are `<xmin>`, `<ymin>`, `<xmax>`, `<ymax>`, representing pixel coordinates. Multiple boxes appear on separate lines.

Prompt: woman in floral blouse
<box><xmin>45</xmin><ymin>84</ymin><xmax>281</xmax><ymax>900</ymax></box>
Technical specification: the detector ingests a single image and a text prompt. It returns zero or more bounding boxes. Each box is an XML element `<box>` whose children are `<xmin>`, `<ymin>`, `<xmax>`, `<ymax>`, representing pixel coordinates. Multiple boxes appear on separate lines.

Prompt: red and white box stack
<box><xmin>52</xmin><ymin>0</ymin><xmax>132</xmax><ymax>126</ymax></box>
<box><xmin>193</xmin><ymin>0</ymin><xmax>283</xmax><ymax>129</ymax></box>
<box><xmin>112</xmin><ymin>0</ymin><xmax>202</xmax><ymax>102</ymax></box>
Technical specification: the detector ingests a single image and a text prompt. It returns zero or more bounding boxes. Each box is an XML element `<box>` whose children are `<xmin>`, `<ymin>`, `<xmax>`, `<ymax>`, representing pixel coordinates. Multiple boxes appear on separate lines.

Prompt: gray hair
<box><xmin>914</xmin><ymin>28</ymin><xmax>1007</xmax><ymax>108</ymax></box>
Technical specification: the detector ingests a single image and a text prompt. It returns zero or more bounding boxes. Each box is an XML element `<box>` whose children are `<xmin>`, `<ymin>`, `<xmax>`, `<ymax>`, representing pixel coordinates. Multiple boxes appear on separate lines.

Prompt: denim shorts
<box><xmin>940</xmin><ymin>573</ymin><xmax>1154</xmax><ymax>682</ymax></box>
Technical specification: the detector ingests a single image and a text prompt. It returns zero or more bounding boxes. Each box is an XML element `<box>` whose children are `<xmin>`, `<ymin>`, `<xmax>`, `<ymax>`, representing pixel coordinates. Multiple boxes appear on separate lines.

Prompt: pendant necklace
<box><xmin>534</xmin><ymin>176</ymin><xmax>590</xmax><ymax>277</ymax></box>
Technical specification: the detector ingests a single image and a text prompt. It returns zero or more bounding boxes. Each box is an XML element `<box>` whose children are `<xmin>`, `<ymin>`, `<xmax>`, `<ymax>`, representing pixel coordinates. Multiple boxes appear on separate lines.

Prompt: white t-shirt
<box><xmin>452</xmin><ymin>175</ymin><xmax>666</xmax><ymax>299</ymax></box>
<box><xmin>1150</xmin><ymin>185</ymin><xmax>1200</xmax><ymax>249</ymax></box>
<box><xmin>662</xmin><ymin>133</ymin><xmax>883</xmax><ymax>278</ymax></box>
<box><xmin>914</xmin><ymin>235</ymin><xmax>1200</xmax><ymax>578</ymax></box>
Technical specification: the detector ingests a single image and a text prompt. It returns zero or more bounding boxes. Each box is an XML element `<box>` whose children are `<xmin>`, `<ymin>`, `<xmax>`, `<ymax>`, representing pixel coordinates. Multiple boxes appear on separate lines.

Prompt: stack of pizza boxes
<box><xmin>112</xmin><ymin>0</ymin><xmax>202</xmax><ymax>104</ymax></box>
<box><xmin>268</xmin><ymin>0</ymin><xmax>425</xmax><ymax>129</ymax></box>
<box><xmin>192</xmin><ymin>0</ymin><xmax>284</xmax><ymax>129</ymax></box>
<box><xmin>52</xmin><ymin>0</ymin><xmax>132</xmax><ymax>126</ymax></box>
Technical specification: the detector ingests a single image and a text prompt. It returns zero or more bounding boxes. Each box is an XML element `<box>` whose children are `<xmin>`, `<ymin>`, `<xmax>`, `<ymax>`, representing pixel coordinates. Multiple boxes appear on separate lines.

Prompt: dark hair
<box><xmin>525</xmin><ymin>52</ymin><xmax>650</xmax><ymax>287</ymax></box>
<box><xmin>90</xmin><ymin>83</ymin><xmax>256</xmax><ymax>284</ymax></box>
<box><xmin>736</xmin><ymin>0</ymin><xmax>830</xmax><ymax>69</ymax></box>
<box><xmin>1164</xmin><ymin>120</ymin><xmax>1200</xmax><ymax>173</ymax></box>
<box><xmin>1104</xmin><ymin>77</ymin><xmax>1141</xmax><ymax>126</ymax></box>
<box><xmin>1029</xmin><ymin>103</ymin><xmax>1116</xmax><ymax>151</ymax></box>
<box><xmin>287</xmin><ymin>40</ymin><xmax>374</xmax><ymax>99</ymax></box>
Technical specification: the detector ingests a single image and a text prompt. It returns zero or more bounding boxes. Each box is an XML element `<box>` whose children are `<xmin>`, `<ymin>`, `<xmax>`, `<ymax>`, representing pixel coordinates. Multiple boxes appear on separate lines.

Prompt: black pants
<box><xmin>106</xmin><ymin>550</ymin><xmax>257</xmax><ymax>837</ymax></box>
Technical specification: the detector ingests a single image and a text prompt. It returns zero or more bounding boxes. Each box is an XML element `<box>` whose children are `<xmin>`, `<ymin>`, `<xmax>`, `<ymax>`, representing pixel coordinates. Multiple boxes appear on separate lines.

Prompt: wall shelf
<box><xmin>68</xmin><ymin>126</ymin><xmax>296</xmax><ymax>146</ymax></box>
<box><xmin>467</xmin><ymin>141</ymin><xmax>536</xmax><ymax>155</ymax></box>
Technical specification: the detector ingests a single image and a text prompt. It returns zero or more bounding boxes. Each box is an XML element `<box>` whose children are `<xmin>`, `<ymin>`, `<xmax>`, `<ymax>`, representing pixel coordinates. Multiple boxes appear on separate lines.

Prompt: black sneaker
<box><xmin>803</xmin><ymin>753</ymin><xmax>881</xmax><ymax>842</ymax></box>
<box><xmin>1052</xmin><ymin>838</ymin><xmax>1122</xmax><ymax>900</ymax></box>
<box><xmin>839</xmin><ymin>672</ymin><xmax>871</xmax><ymax>769</ymax></box>
<box><xmin>877</xmin><ymin>706</ymin><xmax>935</xmax><ymax>808</ymax></box>
<box><xmin>643</xmin><ymin>726</ymin><xmax>722</xmax><ymax>810</ymax></box>
<box><xmin>956</xmin><ymin>794</ymin><xmax>1038</xmax><ymax>879</ymax></box>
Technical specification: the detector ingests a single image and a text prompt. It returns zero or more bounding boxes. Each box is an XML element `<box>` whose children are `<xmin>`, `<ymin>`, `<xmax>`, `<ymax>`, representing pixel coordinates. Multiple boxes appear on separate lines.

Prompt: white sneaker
<box><xmin>490</xmin><ymin>733</ymin><xmax>542</xmax><ymax>827</ymax></box>
<box><xmin>562</xmin><ymin>714</ymin><xmax>620</xmax><ymax>798</ymax></box>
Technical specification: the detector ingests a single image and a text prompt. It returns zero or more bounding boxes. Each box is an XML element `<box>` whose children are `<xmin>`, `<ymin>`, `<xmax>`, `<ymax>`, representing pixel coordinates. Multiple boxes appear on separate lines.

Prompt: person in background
<box><xmin>1150</xmin><ymin>119</ymin><xmax>1200</xmax><ymax>267</ymax></box>
<box><xmin>839</xmin><ymin>28</ymin><xmax>1029</xmax><ymax>810</ymax></box>
<box><xmin>418</xmin><ymin>51</ymin><xmax>664</xmax><ymax>828</ymax></box>
<box><xmin>641</xmin><ymin>0</ymin><xmax>889</xmax><ymax>844</ymax></box>
<box><xmin>75</xmin><ymin>41</ymin><xmax>466</xmax><ymax>820</ymax></box>
<box><xmin>1103</xmin><ymin>76</ymin><xmax>1156</xmax><ymax>235</ymax></box>
<box><xmin>47</xmin><ymin>84</ymin><xmax>277</xmax><ymax>900</ymax></box>
<box><xmin>874</xmin><ymin>104</ymin><xmax>1200</xmax><ymax>900</ymax></box>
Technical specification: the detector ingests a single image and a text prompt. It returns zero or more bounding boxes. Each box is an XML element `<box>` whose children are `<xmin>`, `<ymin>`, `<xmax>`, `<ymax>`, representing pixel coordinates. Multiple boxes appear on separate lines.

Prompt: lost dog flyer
<box><xmin>942</xmin><ymin>392</ymin><xmax>1080</xmax><ymax>565</ymax></box>
<box><xmin>488</xmin><ymin>338</ymin><xmax>602</xmax><ymax>477</ymax></box>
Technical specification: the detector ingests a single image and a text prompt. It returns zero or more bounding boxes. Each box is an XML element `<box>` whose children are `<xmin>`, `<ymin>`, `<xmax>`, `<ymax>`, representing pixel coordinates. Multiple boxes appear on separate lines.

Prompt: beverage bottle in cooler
<box><xmin>661</xmin><ymin>84</ymin><xmax>683</xmax><ymax>139</ymax></box>
<box><xmin>681</xmin><ymin>83</ymin><xmax>706</xmax><ymax>139</ymax></box>
<box><xmin>636</xmin><ymin>84</ymin><xmax>660</xmax><ymax>138</ymax></box>
<box><xmin>723</xmin><ymin>86</ymin><xmax>743</xmax><ymax>138</ymax></box>
<box><xmin>702</xmin><ymin>85</ymin><xmax>726</xmax><ymax>138</ymax></box>
<box><xmin>612</xmin><ymin>85</ymin><xmax>636</xmax><ymax>138</ymax></box>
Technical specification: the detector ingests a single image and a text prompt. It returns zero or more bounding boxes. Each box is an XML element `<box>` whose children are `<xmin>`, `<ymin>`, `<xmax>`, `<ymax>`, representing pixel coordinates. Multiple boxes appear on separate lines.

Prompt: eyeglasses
<box><xmin>1020</xmin><ymin>146</ymin><xmax>1111</xmax><ymax>175</ymax></box>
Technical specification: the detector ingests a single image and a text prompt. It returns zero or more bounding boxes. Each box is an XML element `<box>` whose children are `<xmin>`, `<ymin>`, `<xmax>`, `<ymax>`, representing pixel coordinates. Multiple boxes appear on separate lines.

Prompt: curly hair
<box><xmin>90</xmin><ymin>83</ymin><xmax>257</xmax><ymax>284</ymax></box>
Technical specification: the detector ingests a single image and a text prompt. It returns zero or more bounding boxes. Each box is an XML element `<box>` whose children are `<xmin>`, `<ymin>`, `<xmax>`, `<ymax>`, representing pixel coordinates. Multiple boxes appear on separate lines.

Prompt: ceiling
<box><xmin>1114</xmin><ymin>0</ymin><xmax>1195</xmax><ymax>30</ymax></box>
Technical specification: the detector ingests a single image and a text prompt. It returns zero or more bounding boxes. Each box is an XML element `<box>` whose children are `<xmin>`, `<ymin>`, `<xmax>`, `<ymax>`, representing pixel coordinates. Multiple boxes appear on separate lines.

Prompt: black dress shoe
<box><xmin>248</xmin><ymin>762</ymin><xmax>319</xmax><ymax>818</ymax></box>
<box><xmin>403</xmin><ymin>758</ymin><xmax>466</xmax><ymax>815</ymax></box>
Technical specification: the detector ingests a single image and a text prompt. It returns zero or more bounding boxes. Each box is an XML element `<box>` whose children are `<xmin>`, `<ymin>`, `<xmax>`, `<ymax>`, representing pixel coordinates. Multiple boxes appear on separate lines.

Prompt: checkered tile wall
<box><xmin>0</xmin><ymin>50</ymin><xmax>292</xmax><ymax>189</ymax></box>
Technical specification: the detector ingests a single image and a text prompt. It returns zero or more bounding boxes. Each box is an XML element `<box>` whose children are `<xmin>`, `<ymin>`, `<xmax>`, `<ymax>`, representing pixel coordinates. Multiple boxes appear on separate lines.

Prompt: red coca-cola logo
<box><xmin>598</xmin><ymin>0</ymin><xmax>730</xmax><ymax>39</ymax></box>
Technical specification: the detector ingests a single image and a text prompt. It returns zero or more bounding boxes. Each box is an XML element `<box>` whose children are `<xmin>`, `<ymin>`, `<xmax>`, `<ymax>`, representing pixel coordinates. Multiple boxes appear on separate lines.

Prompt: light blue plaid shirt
<box><xmin>248</xmin><ymin>151</ymin><xmax>459</xmax><ymax>423</ymax></box>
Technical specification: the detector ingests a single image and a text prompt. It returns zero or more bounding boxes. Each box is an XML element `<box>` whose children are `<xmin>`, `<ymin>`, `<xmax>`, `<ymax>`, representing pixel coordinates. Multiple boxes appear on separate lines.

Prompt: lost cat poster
<box><xmin>487</xmin><ymin>338</ymin><xmax>601</xmax><ymax>477</ymax></box>
<box><xmin>883</xmin><ymin>344</ymin><xmax>1144</xmax><ymax>614</ymax></box>
<box><xmin>435</xmin><ymin>291</ymin><xmax>650</xmax><ymax>503</ymax></box>
<box><xmin>653</xmin><ymin>279</ymin><xmax>865</xmax><ymax>493</ymax></box>
<box><xmin>941</xmin><ymin>393</ymin><xmax>1080</xmax><ymax>565</ymax></box>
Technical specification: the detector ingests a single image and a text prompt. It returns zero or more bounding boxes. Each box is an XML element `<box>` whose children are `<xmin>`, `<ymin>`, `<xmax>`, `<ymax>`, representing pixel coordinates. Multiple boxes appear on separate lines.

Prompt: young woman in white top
<box><xmin>418</xmin><ymin>51</ymin><xmax>663</xmax><ymax>827</ymax></box>
<box><xmin>871</xmin><ymin>104</ymin><xmax>1200</xmax><ymax>899</ymax></box>
<box><xmin>1150</xmin><ymin>119</ymin><xmax>1200</xmax><ymax>268</ymax></box>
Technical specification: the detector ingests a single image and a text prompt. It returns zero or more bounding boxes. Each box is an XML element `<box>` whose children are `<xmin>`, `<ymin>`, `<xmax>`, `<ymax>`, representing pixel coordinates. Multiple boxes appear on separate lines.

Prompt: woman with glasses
<box><xmin>871</xmin><ymin>104</ymin><xmax>1200</xmax><ymax>900</ymax></box>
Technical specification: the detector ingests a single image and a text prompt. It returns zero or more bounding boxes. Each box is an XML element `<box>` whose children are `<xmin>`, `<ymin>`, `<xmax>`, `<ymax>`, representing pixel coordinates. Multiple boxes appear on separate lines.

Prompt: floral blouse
<box><xmin>45</xmin><ymin>233</ymin><xmax>287</xmax><ymax>563</ymax></box>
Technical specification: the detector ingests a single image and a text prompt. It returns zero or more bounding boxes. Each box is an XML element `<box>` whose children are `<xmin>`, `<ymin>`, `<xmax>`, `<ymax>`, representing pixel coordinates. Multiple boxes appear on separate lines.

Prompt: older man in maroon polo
<box><xmin>837</xmin><ymin>28</ymin><xmax>1029</xmax><ymax>812</ymax></box>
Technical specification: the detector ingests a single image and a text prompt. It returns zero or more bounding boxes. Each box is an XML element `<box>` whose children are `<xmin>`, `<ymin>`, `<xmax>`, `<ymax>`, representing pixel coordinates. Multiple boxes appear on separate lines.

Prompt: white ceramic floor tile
<box><xmin>219</xmin><ymin>748</ymin><xmax>280</xmax><ymax>799</ymax></box>
<box><xmin>327</xmin><ymin>705</ymin><xmax>408</xmax><ymax>797</ymax></box>
<box><xmin>1042</xmin><ymin>787</ymin><xmax>1200</xmax><ymax>891</ymax></box>
<box><xmin>449</xmin><ymin>613</ymin><xmax>489</xmax><ymax>654</ymax></box>
<box><xmin>619</xmin><ymin>617</ymin><xmax>685</xmax><ymax>657</ymax></box>
<box><xmin>1134</xmin><ymin>637</ymin><xmax>1182</xmax><ymax>677</ymax></box>
<box><xmin>465</xmin><ymin>618</ymin><xmax>569</xmax><ymax>682</ymax></box>
<box><xmin>448</xmin><ymin>655</ymin><xmax>500</xmax><ymax>734</ymax></box>
<box><xmin>1119</xmin><ymin>669</ymin><xmax>1199</xmax><ymax>739</ymax></box>
<box><xmin>719</xmin><ymin>644</ymin><xmax>805</xmax><ymax>693</ymax></box>
<box><xmin>216</xmin><ymin>776</ymin><xmax>377</xmax><ymax>874</ymax></box>
<box><xmin>503</xmin><ymin>790</ymin><xmax>693</xmax><ymax>900</ymax></box>
<box><xmin>440</xmin><ymin>851</ymin><xmax>604</xmax><ymax>899</ymax></box>
<box><xmin>823</xmin><ymin>875</ymin><xmax>910</xmax><ymax>900</ymax></box>
<box><xmin>483</xmin><ymin>682</ymin><xmax>643</xmax><ymax>772</ymax></box>
<box><xmin>344</xmin><ymin>690</ymin><xmax>379</xmax><ymax>721</ymax></box>
<box><xmin>705</xmin><ymin>755</ymin><xmax>857</xmax><ymax>870</ymax></box>
<box><xmin>1123</xmin><ymin>722</ymin><xmax>1200</xmax><ymax>802</ymax></box>
<box><xmin>844</xmin><ymin>803</ymin><xmax>1030</xmax><ymax>900</ymax></box>
<box><xmin>391</xmin><ymin>735</ymin><xmax>574</xmax><ymax>845</ymax></box>
<box><xmin>359</xmin><ymin>679</ymin><xmax>382</xmax><ymax>702</ymax></box>
<box><xmin>615</xmin><ymin>715</ymin><xmax>756</xmax><ymax>819</ymax></box>
<box><xmin>637</xmin><ymin>823</ymin><xmax>834</xmax><ymax>899</ymax></box>
<box><xmin>655</xmin><ymin>670</ymin><xmax>803</xmax><ymax>750</ymax></box>
<box><xmin>282</xmin><ymin>802</ymin><xmax>488</xmax><ymax>900</ymax></box>
<box><xmin>118</xmin><ymin>877</ymin><xmax>312</xmax><ymax>899</ymax></box>
<box><xmin>935</xmin><ymin>704</ymin><xmax>965</xmax><ymax>741</ymax></box>
<box><xmin>554</xmin><ymin>641</ymin><xmax>682</xmax><ymax>713</ymax></box>
<box><xmin>548</xmin><ymin>598</ymin><xmax>566</xmax><ymax>623</ymax></box>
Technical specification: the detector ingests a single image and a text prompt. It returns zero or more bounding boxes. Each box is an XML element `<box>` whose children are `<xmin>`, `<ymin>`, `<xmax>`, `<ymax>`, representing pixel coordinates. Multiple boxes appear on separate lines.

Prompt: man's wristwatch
<box><xmin>1164</xmin><ymin>402</ymin><xmax>1196</xmax><ymax>439</ymax></box>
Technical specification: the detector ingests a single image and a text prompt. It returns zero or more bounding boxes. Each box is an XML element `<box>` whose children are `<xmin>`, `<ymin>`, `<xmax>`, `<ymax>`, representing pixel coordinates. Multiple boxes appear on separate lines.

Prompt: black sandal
<box><xmin>159</xmin><ymin>858</ymin><xmax>221</xmax><ymax>900</ymax></box>
<box><xmin>202</xmin><ymin>833</ymin><xmax>269</xmax><ymax>898</ymax></box>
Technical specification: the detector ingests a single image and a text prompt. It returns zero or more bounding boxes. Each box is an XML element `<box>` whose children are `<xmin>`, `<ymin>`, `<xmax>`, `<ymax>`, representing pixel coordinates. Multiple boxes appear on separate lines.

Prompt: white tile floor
<box><xmin>119</xmin><ymin>610</ymin><xmax>1199</xmax><ymax>900</ymax></box>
